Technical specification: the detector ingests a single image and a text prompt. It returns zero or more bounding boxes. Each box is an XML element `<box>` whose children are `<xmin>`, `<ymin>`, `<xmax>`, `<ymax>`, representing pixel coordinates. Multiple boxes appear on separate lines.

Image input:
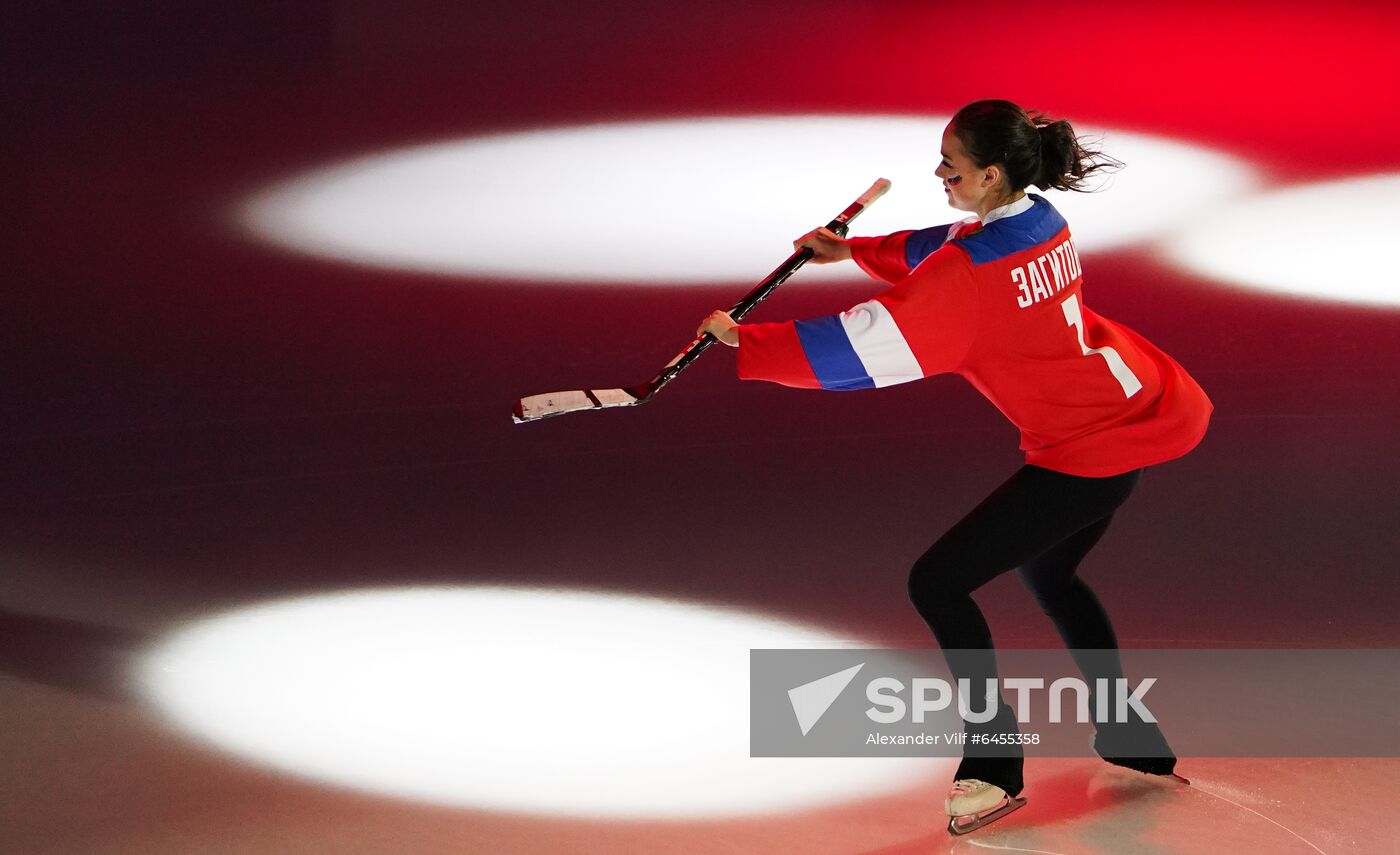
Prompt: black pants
<box><xmin>906</xmin><ymin>464</ymin><xmax>1148</xmax><ymax>797</ymax></box>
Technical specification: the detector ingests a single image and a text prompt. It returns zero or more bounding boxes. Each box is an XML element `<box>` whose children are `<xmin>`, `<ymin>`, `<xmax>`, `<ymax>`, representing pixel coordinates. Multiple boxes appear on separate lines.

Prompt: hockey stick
<box><xmin>511</xmin><ymin>177</ymin><xmax>892</xmax><ymax>424</ymax></box>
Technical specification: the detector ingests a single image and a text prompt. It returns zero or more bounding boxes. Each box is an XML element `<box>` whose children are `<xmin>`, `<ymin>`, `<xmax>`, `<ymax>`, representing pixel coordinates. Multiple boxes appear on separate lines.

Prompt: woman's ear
<box><xmin>981</xmin><ymin>164</ymin><xmax>1003</xmax><ymax>190</ymax></box>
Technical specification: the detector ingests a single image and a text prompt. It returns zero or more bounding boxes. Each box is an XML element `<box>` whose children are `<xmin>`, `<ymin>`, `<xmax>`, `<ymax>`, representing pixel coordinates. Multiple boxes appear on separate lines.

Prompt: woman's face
<box><xmin>935</xmin><ymin>125</ymin><xmax>1004</xmax><ymax>215</ymax></box>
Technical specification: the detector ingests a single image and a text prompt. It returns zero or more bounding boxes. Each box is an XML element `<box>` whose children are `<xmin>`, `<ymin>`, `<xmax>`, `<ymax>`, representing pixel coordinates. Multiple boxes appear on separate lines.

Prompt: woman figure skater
<box><xmin>698</xmin><ymin>99</ymin><xmax>1211</xmax><ymax>834</ymax></box>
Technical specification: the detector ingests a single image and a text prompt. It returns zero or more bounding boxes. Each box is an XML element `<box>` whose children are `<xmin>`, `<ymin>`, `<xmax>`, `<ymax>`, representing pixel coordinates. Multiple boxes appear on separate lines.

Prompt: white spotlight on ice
<box><xmin>239</xmin><ymin>116</ymin><xmax>1258</xmax><ymax>284</ymax></box>
<box><xmin>1162</xmin><ymin>172</ymin><xmax>1400</xmax><ymax>308</ymax></box>
<box><xmin>136</xmin><ymin>586</ymin><xmax>936</xmax><ymax>818</ymax></box>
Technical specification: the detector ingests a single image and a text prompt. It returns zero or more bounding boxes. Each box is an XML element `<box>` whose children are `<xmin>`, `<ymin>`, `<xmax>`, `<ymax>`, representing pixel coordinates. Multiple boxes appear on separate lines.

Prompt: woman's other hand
<box><xmin>794</xmin><ymin>226</ymin><xmax>852</xmax><ymax>264</ymax></box>
<box><xmin>697</xmin><ymin>310</ymin><xmax>739</xmax><ymax>347</ymax></box>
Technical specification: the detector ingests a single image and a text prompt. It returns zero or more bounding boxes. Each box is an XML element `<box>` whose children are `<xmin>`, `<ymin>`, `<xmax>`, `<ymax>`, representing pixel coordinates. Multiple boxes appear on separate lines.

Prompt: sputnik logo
<box><xmin>788</xmin><ymin>663</ymin><xmax>865</xmax><ymax>736</ymax></box>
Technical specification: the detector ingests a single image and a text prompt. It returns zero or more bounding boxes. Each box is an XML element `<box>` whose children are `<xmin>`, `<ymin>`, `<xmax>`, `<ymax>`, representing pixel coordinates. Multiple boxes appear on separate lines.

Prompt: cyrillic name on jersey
<box><xmin>1011</xmin><ymin>238</ymin><xmax>1083</xmax><ymax>309</ymax></box>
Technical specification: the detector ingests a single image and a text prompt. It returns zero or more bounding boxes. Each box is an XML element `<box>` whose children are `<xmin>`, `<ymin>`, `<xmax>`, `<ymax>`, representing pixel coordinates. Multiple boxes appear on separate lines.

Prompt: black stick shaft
<box><xmin>638</xmin><ymin>190</ymin><xmax>881</xmax><ymax>400</ymax></box>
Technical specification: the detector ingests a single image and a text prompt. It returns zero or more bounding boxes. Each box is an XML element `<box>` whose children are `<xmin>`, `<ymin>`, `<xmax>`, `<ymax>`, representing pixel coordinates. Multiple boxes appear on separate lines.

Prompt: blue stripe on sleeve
<box><xmin>904</xmin><ymin>224</ymin><xmax>953</xmax><ymax>269</ymax></box>
<box><xmin>794</xmin><ymin>316</ymin><xmax>875</xmax><ymax>391</ymax></box>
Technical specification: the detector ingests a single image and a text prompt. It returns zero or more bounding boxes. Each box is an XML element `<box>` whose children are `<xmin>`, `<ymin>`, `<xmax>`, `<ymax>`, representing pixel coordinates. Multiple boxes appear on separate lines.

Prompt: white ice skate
<box><xmin>944</xmin><ymin>778</ymin><xmax>1027</xmax><ymax>835</ymax></box>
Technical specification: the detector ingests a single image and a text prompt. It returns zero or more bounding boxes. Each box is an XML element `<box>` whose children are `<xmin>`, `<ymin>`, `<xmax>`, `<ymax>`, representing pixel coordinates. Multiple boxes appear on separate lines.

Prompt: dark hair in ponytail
<box><xmin>950</xmin><ymin>99</ymin><xmax>1123</xmax><ymax>194</ymax></box>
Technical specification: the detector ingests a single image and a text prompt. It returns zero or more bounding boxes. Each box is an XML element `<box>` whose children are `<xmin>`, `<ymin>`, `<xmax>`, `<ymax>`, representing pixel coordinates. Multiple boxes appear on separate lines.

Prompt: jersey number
<box><xmin>1061</xmin><ymin>295</ymin><xmax>1143</xmax><ymax>399</ymax></box>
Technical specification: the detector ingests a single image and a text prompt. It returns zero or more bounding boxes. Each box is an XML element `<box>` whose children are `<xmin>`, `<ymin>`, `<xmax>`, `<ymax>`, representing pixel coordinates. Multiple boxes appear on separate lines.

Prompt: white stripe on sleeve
<box><xmin>838</xmin><ymin>299</ymin><xmax>925</xmax><ymax>387</ymax></box>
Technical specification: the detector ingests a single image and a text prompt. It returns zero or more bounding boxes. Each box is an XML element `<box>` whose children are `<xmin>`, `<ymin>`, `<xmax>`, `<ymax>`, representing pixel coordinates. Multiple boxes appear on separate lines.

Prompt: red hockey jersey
<box><xmin>735</xmin><ymin>193</ymin><xmax>1211</xmax><ymax>477</ymax></box>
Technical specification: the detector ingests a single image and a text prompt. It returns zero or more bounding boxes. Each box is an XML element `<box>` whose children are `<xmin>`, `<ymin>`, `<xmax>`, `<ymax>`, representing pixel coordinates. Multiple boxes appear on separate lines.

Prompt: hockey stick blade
<box><xmin>513</xmin><ymin>387</ymin><xmax>645</xmax><ymax>423</ymax></box>
<box><xmin>511</xmin><ymin>178</ymin><xmax>892</xmax><ymax>425</ymax></box>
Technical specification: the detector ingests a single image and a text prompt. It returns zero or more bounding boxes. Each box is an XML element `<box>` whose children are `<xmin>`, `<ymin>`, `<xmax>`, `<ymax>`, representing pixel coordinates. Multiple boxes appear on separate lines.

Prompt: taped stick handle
<box><xmin>733</xmin><ymin>176</ymin><xmax>891</xmax><ymax>321</ymax></box>
<box><xmin>640</xmin><ymin>178</ymin><xmax>892</xmax><ymax>399</ymax></box>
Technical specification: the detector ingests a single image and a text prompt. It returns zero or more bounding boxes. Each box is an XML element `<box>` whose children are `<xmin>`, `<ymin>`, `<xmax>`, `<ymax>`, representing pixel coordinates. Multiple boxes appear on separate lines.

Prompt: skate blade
<box><xmin>946</xmin><ymin>796</ymin><xmax>1026</xmax><ymax>836</ymax></box>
